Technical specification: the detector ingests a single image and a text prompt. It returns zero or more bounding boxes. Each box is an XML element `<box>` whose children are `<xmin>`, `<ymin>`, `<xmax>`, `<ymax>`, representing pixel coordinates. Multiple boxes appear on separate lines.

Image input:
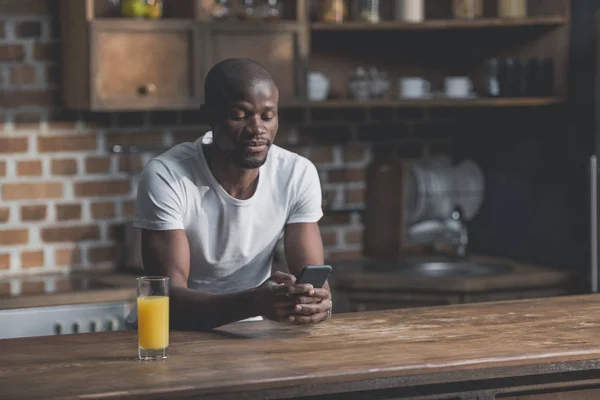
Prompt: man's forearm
<box><xmin>169</xmin><ymin>286</ymin><xmax>259</xmax><ymax>331</ymax></box>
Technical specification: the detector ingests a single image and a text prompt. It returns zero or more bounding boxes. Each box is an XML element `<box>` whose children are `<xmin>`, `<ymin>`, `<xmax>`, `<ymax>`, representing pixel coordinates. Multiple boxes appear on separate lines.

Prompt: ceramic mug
<box><xmin>444</xmin><ymin>76</ymin><xmax>473</xmax><ymax>98</ymax></box>
<box><xmin>307</xmin><ymin>72</ymin><xmax>330</xmax><ymax>101</ymax></box>
<box><xmin>399</xmin><ymin>77</ymin><xmax>431</xmax><ymax>99</ymax></box>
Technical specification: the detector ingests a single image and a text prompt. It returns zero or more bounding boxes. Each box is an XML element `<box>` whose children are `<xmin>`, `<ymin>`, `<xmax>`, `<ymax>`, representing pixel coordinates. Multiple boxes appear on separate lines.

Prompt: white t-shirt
<box><xmin>133</xmin><ymin>131</ymin><xmax>323</xmax><ymax>294</ymax></box>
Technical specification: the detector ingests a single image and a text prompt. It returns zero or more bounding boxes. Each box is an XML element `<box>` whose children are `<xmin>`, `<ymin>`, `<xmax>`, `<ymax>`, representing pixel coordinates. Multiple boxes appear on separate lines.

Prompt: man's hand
<box><xmin>253</xmin><ymin>271</ymin><xmax>314</xmax><ymax>322</ymax></box>
<box><xmin>288</xmin><ymin>288</ymin><xmax>332</xmax><ymax>324</ymax></box>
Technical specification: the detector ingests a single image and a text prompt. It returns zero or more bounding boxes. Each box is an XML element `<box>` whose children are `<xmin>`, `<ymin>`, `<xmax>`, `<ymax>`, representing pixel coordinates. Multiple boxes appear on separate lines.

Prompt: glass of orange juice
<box><xmin>137</xmin><ymin>276</ymin><xmax>169</xmax><ymax>361</ymax></box>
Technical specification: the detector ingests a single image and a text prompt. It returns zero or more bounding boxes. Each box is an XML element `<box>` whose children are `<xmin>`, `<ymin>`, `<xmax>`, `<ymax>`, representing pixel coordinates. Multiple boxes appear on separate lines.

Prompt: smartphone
<box><xmin>296</xmin><ymin>265</ymin><xmax>332</xmax><ymax>288</ymax></box>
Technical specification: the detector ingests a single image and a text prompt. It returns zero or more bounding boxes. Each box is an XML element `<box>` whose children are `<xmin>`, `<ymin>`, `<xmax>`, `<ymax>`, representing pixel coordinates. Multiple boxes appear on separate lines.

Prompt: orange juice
<box><xmin>137</xmin><ymin>296</ymin><xmax>169</xmax><ymax>350</ymax></box>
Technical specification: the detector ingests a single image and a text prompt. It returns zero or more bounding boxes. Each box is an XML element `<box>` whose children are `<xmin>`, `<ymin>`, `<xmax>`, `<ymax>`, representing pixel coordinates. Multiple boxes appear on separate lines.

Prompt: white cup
<box><xmin>395</xmin><ymin>0</ymin><xmax>425</xmax><ymax>23</ymax></box>
<box><xmin>399</xmin><ymin>77</ymin><xmax>431</xmax><ymax>99</ymax></box>
<box><xmin>307</xmin><ymin>72</ymin><xmax>330</xmax><ymax>101</ymax></box>
<box><xmin>444</xmin><ymin>76</ymin><xmax>473</xmax><ymax>98</ymax></box>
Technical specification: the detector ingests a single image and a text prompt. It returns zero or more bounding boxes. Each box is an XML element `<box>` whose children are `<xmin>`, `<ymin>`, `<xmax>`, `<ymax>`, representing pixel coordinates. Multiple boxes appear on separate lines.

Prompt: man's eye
<box><xmin>230</xmin><ymin>114</ymin><xmax>245</xmax><ymax>121</ymax></box>
<box><xmin>263</xmin><ymin>113</ymin><xmax>276</xmax><ymax>120</ymax></box>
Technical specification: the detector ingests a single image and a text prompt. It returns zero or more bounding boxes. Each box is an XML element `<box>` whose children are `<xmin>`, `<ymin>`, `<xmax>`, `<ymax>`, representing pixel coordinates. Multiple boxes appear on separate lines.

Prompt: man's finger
<box><xmin>275</xmin><ymin>283</ymin><xmax>313</xmax><ymax>295</ymax></box>
<box><xmin>292</xmin><ymin>302</ymin><xmax>330</xmax><ymax>315</ymax></box>
<box><xmin>293</xmin><ymin>295</ymin><xmax>319</xmax><ymax>305</ymax></box>
<box><xmin>271</xmin><ymin>271</ymin><xmax>296</xmax><ymax>285</ymax></box>
<box><xmin>290</xmin><ymin>312</ymin><xmax>328</xmax><ymax>324</ymax></box>
<box><xmin>308</xmin><ymin>288</ymin><xmax>331</xmax><ymax>300</ymax></box>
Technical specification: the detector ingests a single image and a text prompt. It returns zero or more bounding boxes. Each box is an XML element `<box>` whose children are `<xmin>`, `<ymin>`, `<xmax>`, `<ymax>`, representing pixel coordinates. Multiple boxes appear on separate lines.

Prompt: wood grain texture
<box><xmin>3</xmin><ymin>295</ymin><xmax>600</xmax><ymax>399</ymax></box>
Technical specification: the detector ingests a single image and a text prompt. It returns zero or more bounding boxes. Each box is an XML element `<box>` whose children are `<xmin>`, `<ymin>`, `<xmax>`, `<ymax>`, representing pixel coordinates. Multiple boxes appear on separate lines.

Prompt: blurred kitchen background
<box><xmin>1</xmin><ymin>0</ymin><xmax>599</xmax><ymax>337</ymax></box>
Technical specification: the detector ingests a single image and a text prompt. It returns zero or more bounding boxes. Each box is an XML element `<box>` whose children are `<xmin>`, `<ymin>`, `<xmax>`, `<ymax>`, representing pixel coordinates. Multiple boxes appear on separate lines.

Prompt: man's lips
<box><xmin>242</xmin><ymin>141</ymin><xmax>269</xmax><ymax>153</ymax></box>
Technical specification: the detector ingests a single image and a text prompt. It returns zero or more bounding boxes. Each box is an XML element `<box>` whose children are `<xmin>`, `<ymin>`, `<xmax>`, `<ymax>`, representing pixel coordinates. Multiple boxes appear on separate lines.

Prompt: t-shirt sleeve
<box><xmin>133</xmin><ymin>159</ymin><xmax>185</xmax><ymax>231</ymax></box>
<box><xmin>286</xmin><ymin>160</ymin><xmax>324</xmax><ymax>225</ymax></box>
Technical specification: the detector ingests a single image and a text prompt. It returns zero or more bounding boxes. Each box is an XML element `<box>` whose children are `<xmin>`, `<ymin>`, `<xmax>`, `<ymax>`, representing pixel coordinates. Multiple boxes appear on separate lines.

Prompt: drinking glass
<box><xmin>137</xmin><ymin>276</ymin><xmax>169</xmax><ymax>361</ymax></box>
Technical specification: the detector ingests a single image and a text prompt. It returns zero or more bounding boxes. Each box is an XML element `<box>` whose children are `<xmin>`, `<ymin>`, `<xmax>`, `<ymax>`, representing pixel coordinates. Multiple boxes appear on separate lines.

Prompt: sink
<box><xmin>397</xmin><ymin>261</ymin><xmax>514</xmax><ymax>277</ymax></box>
<box><xmin>357</xmin><ymin>260</ymin><xmax>515</xmax><ymax>277</ymax></box>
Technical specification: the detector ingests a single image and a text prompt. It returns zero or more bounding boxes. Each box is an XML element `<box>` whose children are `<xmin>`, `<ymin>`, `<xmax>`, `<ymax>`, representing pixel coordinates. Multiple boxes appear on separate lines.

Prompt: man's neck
<box><xmin>204</xmin><ymin>144</ymin><xmax>260</xmax><ymax>200</ymax></box>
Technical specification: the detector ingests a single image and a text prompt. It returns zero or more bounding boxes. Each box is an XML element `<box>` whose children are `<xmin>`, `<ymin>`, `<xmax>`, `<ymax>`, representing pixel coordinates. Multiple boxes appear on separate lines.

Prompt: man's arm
<box><xmin>141</xmin><ymin>229</ymin><xmax>259</xmax><ymax>330</ymax></box>
<box><xmin>284</xmin><ymin>222</ymin><xmax>332</xmax><ymax>323</ymax></box>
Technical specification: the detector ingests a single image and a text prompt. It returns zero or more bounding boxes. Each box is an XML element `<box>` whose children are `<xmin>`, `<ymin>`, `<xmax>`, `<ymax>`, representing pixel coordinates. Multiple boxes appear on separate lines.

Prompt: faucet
<box><xmin>433</xmin><ymin>206</ymin><xmax>468</xmax><ymax>258</ymax></box>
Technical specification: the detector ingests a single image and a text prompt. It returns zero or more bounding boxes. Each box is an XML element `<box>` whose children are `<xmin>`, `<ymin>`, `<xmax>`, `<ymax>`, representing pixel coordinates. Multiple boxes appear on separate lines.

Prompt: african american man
<box><xmin>133</xmin><ymin>58</ymin><xmax>332</xmax><ymax>330</ymax></box>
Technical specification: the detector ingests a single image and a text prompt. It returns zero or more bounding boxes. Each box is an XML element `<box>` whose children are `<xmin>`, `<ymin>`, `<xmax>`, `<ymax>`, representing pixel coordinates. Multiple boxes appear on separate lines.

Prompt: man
<box><xmin>133</xmin><ymin>58</ymin><xmax>332</xmax><ymax>330</ymax></box>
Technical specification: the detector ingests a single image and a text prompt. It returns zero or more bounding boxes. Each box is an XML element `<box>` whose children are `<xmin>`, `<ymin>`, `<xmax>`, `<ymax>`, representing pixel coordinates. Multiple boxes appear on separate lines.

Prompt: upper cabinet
<box><xmin>60</xmin><ymin>0</ymin><xmax>308</xmax><ymax>111</ymax></box>
<box><xmin>61</xmin><ymin>0</ymin><xmax>570</xmax><ymax>112</ymax></box>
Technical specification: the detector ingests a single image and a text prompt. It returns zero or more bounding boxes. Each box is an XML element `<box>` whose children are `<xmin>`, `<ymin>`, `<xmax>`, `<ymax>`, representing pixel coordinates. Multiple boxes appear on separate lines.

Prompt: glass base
<box><xmin>139</xmin><ymin>347</ymin><xmax>168</xmax><ymax>361</ymax></box>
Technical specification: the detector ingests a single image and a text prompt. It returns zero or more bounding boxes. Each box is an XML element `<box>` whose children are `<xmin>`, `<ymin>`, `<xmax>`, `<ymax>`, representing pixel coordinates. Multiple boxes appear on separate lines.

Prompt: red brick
<box><xmin>21</xmin><ymin>205</ymin><xmax>47</xmax><ymax>222</ymax></box>
<box><xmin>0</xmin><ymin>254</ymin><xmax>9</xmax><ymax>270</ymax></box>
<box><xmin>0</xmin><ymin>45</ymin><xmax>25</xmax><ymax>61</ymax></box>
<box><xmin>51</xmin><ymin>159</ymin><xmax>77</xmax><ymax>175</ymax></box>
<box><xmin>319</xmin><ymin>214</ymin><xmax>351</xmax><ymax>227</ymax></box>
<box><xmin>16</xmin><ymin>160</ymin><xmax>42</xmax><ymax>176</ymax></box>
<box><xmin>327</xmin><ymin>250</ymin><xmax>363</xmax><ymax>261</ymax></box>
<box><xmin>3</xmin><ymin>182</ymin><xmax>62</xmax><ymax>200</ymax></box>
<box><xmin>55</xmin><ymin>204</ymin><xmax>82</xmax><ymax>221</ymax></box>
<box><xmin>0</xmin><ymin>90</ymin><xmax>59</xmax><ymax>107</ymax></box>
<box><xmin>106</xmin><ymin>132</ymin><xmax>164</xmax><ymax>148</ymax></box>
<box><xmin>21</xmin><ymin>250</ymin><xmax>44</xmax><ymax>268</ymax></box>
<box><xmin>0</xmin><ymin>161</ymin><xmax>5</xmax><ymax>177</ymax></box>
<box><xmin>88</xmin><ymin>246</ymin><xmax>117</xmax><ymax>264</ymax></box>
<box><xmin>0</xmin><ymin>229</ymin><xmax>28</xmax><ymax>245</ymax></box>
<box><xmin>55</xmin><ymin>247</ymin><xmax>82</xmax><ymax>267</ymax></box>
<box><xmin>0</xmin><ymin>137</ymin><xmax>28</xmax><ymax>154</ymax></box>
<box><xmin>74</xmin><ymin>180</ymin><xmax>130</xmax><ymax>197</ymax></box>
<box><xmin>311</xmin><ymin>147</ymin><xmax>334</xmax><ymax>164</ymax></box>
<box><xmin>345</xmin><ymin>230</ymin><xmax>363</xmax><ymax>245</ymax></box>
<box><xmin>15</xmin><ymin>21</ymin><xmax>42</xmax><ymax>38</ymax></box>
<box><xmin>85</xmin><ymin>156</ymin><xmax>111</xmax><ymax>174</ymax></box>
<box><xmin>122</xmin><ymin>201</ymin><xmax>136</xmax><ymax>217</ymax></box>
<box><xmin>21</xmin><ymin>281</ymin><xmax>44</xmax><ymax>294</ymax></box>
<box><xmin>118</xmin><ymin>155</ymin><xmax>144</xmax><ymax>173</ymax></box>
<box><xmin>321</xmin><ymin>231</ymin><xmax>338</xmax><ymax>247</ymax></box>
<box><xmin>14</xmin><ymin>112</ymin><xmax>42</xmax><ymax>124</ymax></box>
<box><xmin>344</xmin><ymin>147</ymin><xmax>369</xmax><ymax>162</ymax></box>
<box><xmin>0</xmin><ymin>208</ymin><xmax>9</xmax><ymax>223</ymax></box>
<box><xmin>33</xmin><ymin>42</ymin><xmax>59</xmax><ymax>61</ymax></box>
<box><xmin>10</xmin><ymin>65</ymin><xmax>37</xmax><ymax>85</ymax></box>
<box><xmin>91</xmin><ymin>202</ymin><xmax>116</xmax><ymax>219</ymax></box>
<box><xmin>38</xmin><ymin>134</ymin><xmax>97</xmax><ymax>152</ymax></box>
<box><xmin>328</xmin><ymin>168</ymin><xmax>366</xmax><ymax>183</ymax></box>
<box><xmin>41</xmin><ymin>225</ymin><xmax>100</xmax><ymax>243</ymax></box>
<box><xmin>345</xmin><ymin>188</ymin><xmax>365</xmax><ymax>204</ymax></box>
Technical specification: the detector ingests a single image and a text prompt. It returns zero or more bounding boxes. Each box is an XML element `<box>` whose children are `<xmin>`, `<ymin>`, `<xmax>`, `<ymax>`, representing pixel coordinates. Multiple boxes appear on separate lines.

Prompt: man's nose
<box><xmin>245</xmin><ymin>115</ymin><xmax>266</xmax><ymax>135</ymax></box>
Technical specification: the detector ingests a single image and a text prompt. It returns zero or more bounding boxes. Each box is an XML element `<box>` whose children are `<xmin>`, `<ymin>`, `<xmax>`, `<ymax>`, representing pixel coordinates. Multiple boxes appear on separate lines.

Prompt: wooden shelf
<box><xmin>281</xmin><ymin>97</ymin><xmax>565</xmax><ymax>109</ymax></box>
<box><xmin>311</xmin><ymin>17</ymin><xmax>567</xmax><ymax>32</ymax></box>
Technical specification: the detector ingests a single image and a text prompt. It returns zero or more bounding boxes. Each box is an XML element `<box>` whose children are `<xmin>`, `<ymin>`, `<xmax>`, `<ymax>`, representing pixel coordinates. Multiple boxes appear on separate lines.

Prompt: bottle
<box><xmin>395</xmin><ymin>0</ymin><xmax>424</xmax><ymax>23</ymax></box>
<box><xmin>452</xmin><ymin>0</ymin><xmax>483</xmax><ymax>20</ymax></box>
<box><xmin>498</xmin><ymin>0</ymin><xmax>527</xmax><ymax>18</ymax></box>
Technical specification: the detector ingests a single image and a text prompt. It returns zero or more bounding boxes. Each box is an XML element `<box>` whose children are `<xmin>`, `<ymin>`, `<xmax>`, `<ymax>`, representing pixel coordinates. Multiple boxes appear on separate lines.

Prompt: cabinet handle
<box><xmin>138</xmin><ymin>83</ymin><xmax>157</xmax><ymax>96</ymax></box>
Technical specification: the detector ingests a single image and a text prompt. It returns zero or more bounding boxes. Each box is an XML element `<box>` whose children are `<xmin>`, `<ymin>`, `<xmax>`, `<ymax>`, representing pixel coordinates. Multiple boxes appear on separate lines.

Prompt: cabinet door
<box><xmin>90</xmin><ymin>20</ymin><xmax>204</xmax><ymax>111</ymax></box>
<box><xmin>206</xmin><ymin>23</ymin><xmax>308</xmax><ymax>103</ymax></box>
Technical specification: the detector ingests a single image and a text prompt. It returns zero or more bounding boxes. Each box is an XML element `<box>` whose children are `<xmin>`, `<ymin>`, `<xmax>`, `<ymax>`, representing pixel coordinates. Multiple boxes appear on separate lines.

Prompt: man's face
<box><xmin>212</xmin><ymin>79</ymin><xmax>279</xmax><ymax>169</ymax></box>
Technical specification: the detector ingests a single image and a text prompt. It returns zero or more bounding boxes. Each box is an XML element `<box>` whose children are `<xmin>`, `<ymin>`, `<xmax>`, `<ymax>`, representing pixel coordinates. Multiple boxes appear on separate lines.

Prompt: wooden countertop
<box><xmin>3</xmin><ymin>294</ymin><xmax>600</xmax><ymax>399</ymax></box>
<box><xmin>0</xmin><ymin>271</ymin><xmax>138</xmax><ymax>310</ymax></box>
<box><xmin>329</xmin><ymin>255</ymin><xmax>572</xmax><ymax>292</ymax></box>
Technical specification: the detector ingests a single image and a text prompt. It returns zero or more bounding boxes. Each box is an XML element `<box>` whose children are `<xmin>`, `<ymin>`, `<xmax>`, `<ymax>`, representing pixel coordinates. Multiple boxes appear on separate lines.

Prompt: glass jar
<box><xmin>262</xmin><ymin>0</ymin><xmax>282</xmax><ymax>20</ymax></box>
<box><xmin>498</xmin><ymin>0</ymin><xmax>527</xmax><ymax>18</ymax></box>
<box><xmin>356</xmin><ymin>0</ymin><xmax>380</xmax><ymax>23</ymax></box>
<box><xmin>211</xmin><ymin>0</ymin><xmax>231</xmax><ymax>19</ymax></box>
<box><xmin>319</xmin><ymin>0</ymin><xmax>347</xmax><ymax>23</ymax></box>
<box><xmin>452</xmin><ymin>0</ymin><xmax>483</xmax><ymax>19</ymax></box>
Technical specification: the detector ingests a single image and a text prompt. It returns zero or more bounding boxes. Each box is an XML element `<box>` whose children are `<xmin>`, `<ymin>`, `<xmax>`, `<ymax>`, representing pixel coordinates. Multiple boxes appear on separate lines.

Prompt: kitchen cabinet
<box><xmin>60</xmin><ymin>0</ymin><xmax>308</xmax><ymax>111</ymax></box>
<box><xmin>90</xmin><ymin>20</ymin><xmax>204</xmax><ymax>111</ymax></box>
<box><xmin>207</xmin><ymin>23</ymin><xmax>308</xmax><ymax>102</ymax></box>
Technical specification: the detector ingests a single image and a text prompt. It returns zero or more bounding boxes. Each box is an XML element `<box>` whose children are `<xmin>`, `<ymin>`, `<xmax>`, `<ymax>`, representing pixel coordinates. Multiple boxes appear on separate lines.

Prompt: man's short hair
<box><xmin>203</xmin><ymin>58</ymin><xmax>276</xmax><ymax>108</ymax></box>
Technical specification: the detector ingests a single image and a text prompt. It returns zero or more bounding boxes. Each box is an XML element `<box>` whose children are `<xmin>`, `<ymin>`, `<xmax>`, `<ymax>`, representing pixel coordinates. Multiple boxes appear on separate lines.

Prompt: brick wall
<box><xmin>0</xmin><ymin>0</ymin><xmax>452</xmax><ymax>277</ymax></box>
